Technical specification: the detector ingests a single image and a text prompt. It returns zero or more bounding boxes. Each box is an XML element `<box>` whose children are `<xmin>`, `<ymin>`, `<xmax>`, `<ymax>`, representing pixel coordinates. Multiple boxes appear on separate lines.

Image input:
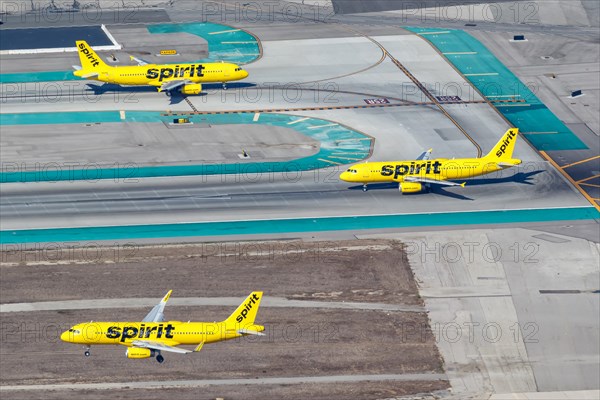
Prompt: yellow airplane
<box><xmin>340</xmin><ymin>128</ymin><xmax>522</xmax><ymax>193</ymax></box>
<box><xmin>73</xmin><ymin>40</ymin><xmax>249</xmax><ymax>95</ymax></box>
<box><xmin>61</xmin><ymin>291</ymin><xmax>264</xmax><ymax>363</ymax></box>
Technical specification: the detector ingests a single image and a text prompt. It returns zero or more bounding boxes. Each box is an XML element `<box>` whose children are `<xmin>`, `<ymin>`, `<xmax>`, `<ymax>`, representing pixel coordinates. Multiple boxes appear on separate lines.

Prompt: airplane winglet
<box><xmin>194</xmin><ymin>342</ymin><xmax>204</xmax><ymax>352</ymax></box>
<box><xmin>162</xmin><ymin>290</ymin><xmax>173</xmax><ymax>303</ymax></box>
<box><xmin>460</xmin><ymin>182</ymin><xmax>466</xmax><ymax>188</ymax></box>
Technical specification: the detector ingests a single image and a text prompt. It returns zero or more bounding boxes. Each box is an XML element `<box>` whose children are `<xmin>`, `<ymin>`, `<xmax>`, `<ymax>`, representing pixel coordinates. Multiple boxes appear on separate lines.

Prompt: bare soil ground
<box><xmin>0</xmin><ymin>240</ymin><xmax>448</xmax><ymax>399</ymax></box>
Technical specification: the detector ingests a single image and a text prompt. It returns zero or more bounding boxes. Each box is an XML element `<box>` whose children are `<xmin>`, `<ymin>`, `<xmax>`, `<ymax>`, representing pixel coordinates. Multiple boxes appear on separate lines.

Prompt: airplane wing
<box><xmin>132</xmin><ymin>340</ymin><xmax>193</xmax><ymax>354</ymax></box>
<box><xmin>72</xmin><ymin>65</ymin><xmax>99</xmax><ymax>79</ymax></box>
<box><xmin>130</xmin><ymin>55</ymin><xmax>150</xmax><ymax>66</ymax></box>
<box><xmin>405</xmin><ymin>176</ymin><xmax>466</xmax><ymax>187</ymax></box>
<box><xmin>416</xmin><ymin>148</ymin><xmax>432</xmax><ymax>161</ymax></box>
<box><xmin>157</xmin><ymin>80</ymin><xmax>191</xmax><ymax>92</ymax></box>
<box><xmin>142</xmin><ymin>290</ymin><xmax>172</xmax><ymax>323</ymax></box>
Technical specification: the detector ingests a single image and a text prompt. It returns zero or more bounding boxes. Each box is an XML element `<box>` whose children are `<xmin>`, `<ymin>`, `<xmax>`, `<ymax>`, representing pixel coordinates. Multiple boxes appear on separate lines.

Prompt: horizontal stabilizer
<box><xmin>497</xmin><ymin>161</ymin><xmax>521</xmax><ymax>168</ymax></box>
<box><xmin>130</xmin><ymin>55</ymin><xmax>150</xmax><ymax>66</ymax></box>
<box><xmin>237</xmin><ymin>329</ymin><xmax>265</xmax><ymax>336</ymax></box>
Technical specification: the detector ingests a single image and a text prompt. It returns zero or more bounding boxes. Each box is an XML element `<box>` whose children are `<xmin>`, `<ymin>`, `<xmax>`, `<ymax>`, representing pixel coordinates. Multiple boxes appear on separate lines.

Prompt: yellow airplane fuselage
<box><xmin>340</xmin><ymin>128</ymin><xmax>522</xmax><ymax>193</ymax></box>
<box><xmin>73</xmin><ymin>40</ymin><xmax>248</xmax><ymax>93</ymax></box>
<box><xmin>61</xmin><ymin>291</ymin><xmax>264</xmax><ymax>362</ymax></box>
<box><xmin>340</xmin><ymin>158</ymin><xmax>507</xmax><ymax>183</ymax></box>
<box><xmin>61</xmin><ymin>321</ymin><xmax>260</xmax><ymax>347</ymax></box>
<box><xmin>76</xmin><ymin>62</ymin><xmax>248</xmax><ymax>87</ymax></box>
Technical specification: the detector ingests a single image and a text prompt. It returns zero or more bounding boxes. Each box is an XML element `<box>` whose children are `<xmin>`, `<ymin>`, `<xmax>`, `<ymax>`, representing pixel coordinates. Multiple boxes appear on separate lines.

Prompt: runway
<box><xmin>0</xmin><ymin>161</ymin><xmax>591</xmax><ymax>232</ymax></box>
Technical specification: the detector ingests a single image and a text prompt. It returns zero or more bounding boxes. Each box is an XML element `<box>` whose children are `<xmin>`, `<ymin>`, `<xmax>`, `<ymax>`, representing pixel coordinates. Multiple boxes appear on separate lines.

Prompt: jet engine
<box><xmin>126</xmin><ymin>348</ymin><xmax>155</xmax><ymax>359</ymax></box>
<box><xmin>180</xmin><ymin>83</ymin><xmax>202</xmax><ymax>95</ymax></box>
<box><xmin>399</xmin><ymin>182</ymin><xmax>423</xmax><ymax>193</ymax></box>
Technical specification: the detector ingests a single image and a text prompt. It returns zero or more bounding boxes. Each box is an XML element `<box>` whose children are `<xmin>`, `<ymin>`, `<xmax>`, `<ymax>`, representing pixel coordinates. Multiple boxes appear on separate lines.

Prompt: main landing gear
<box><xmin>156</xmin><ymin>353</ymin><xmax>164</xmax><ymax>364</ymax></box>
<box><xmin>362</xmin><ymin>184</ymin><xmax>368</xmax><ymax>192</ymax></box>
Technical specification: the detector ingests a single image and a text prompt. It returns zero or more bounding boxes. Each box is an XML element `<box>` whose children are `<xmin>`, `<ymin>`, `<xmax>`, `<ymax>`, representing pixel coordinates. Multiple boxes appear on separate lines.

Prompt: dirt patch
<box><xmin>1</xmin><ymin>239</ymin><xmax>448</xmax><ymax>398</ymax></box>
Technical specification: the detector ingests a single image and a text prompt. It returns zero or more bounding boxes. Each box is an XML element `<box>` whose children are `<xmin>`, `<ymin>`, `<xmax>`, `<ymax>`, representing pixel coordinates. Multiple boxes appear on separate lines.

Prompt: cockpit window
<box><xmin>346</xmin><ymin>169</ymin><xmax>358</xmax><ymax>173</ymax></box>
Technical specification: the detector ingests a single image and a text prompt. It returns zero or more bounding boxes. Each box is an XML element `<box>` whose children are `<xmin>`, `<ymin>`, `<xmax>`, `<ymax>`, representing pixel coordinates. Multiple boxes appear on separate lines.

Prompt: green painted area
<box><xmin>2</xmin><ymin>207</ymin><xmax>597</xmax><ymax>244</ymax></box>
<box><xmin>147</xmin><ymin>22</ymin><xmax>260</xmax><ymax>64</ymax></box>
<box><xmin>405</xmin><ymin>27</ymin><xmax>587</xmax><ymax>152</ymax></box>
<box><xmin>0</xmin><ymin>22</ymin><xmax>258</xmax><ymax>84</ymax></box>
<box><xmin>0</xmin><ymin>111</ymin><xmax>371</xmax><ymax>183</ymax></box>
<box><xmin>0</xmin><ymin>70</ymin><xmax>81</xmax><ymax>84</ymax></box>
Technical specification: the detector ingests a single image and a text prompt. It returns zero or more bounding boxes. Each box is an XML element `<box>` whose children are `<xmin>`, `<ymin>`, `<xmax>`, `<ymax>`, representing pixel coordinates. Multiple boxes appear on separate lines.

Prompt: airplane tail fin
<box><xmin>225</xmin><ymin>292</ymin><xmax>263</xmax><ymax>327</ymax></box>
<box><xmin>484</xmin><ymin>128</ymin><xmax>520</xmax><ymax>162</ymax></box>
<box><xmin>74</xmin><ymin>40</ymin><xmax>108</xmax><ymax>76</ymax></box>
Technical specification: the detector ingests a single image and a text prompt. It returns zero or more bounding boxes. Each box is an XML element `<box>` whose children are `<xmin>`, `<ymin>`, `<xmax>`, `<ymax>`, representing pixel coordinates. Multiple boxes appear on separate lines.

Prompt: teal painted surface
<box><xmin>0</xmin><ymin>111</ymin><xmax>371</xmax><ymax>183</ymax></box>
<box><xmin>0</xmin><ymin>23</ymin><xmax>258</xmax><ymax>84</ymax></box>
<box><xmin>147</xmin><ymin>22</ymin><xmax>260</xmax><ymax>64</ymax></box>
<box><xmin>405</xmin><ymin>27</ymin><xmax>587</xmax><ymax>151</ymax></box>
<box><xmin>0</xmin><ymin>71</ymin><xmax>81</xmax><ymax>83</ymax></box>
<box><xmin>2</xmin><ymin>207</ymin><xmax>597</xmax><ymax>244</ymax></box>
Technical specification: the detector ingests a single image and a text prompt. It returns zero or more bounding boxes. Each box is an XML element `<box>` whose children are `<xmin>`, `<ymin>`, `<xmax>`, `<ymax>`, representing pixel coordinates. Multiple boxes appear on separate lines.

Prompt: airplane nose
<box><xmin>60</xmin><ymin>330</ymin><xmax>71</xmax><ymax>342</ymax></box>
<box><xmin>339</xmin><ymin>172</ymin><xmax>349</xmax><ymax>182</ymax></box>
<box><xmin>242</xmin><ymin>70</ymin><xmax>249</xmax><ymax>78</ymax></box>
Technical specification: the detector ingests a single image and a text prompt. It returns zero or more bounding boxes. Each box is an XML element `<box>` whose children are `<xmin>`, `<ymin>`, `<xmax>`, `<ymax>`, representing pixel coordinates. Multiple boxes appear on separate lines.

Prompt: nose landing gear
<box><xmin>362</xmin><ymin>184</ymin><xmax>368</xmax><ymax>192</ymax></box>
<box><xmin>84</xmin><ymin>347</ymin><xmax>91</xmax><ymax>357</ymax></box>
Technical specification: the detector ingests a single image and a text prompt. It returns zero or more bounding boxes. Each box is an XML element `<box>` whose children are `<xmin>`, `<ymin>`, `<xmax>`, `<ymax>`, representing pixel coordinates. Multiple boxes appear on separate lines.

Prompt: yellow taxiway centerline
<box><xmin>562</xmin><ymin>155</ymin><xmax>600</xmax><ymax>169</ymax></box>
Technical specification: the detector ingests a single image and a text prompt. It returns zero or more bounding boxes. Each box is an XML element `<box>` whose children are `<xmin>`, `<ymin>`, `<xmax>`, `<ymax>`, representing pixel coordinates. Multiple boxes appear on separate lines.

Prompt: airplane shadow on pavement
<box><xmin>346</xmin><ymin>170</ymin><xmax>545</xmax><ymax>201</ymax></box>
<box><xmin>85</xmin><ymin>82</ymin><xmax>256</xmax><ymax>106</ymax></box>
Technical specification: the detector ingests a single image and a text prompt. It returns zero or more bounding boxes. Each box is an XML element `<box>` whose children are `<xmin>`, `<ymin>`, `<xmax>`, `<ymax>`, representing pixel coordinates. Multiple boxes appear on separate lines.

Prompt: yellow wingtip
<box><xmin>194</xmin><ymin>342</ymin><xmax>204</xmax><ymax>352</ymax></box>
<box><xmin>461</xmin><ymin>182</ymin><xmax>466</xmax><ymax>188</ymax></box>
<box><xmin>162</xmin><ymin>290</ymin><xmax>172</xmax><ymax>303</ymax></box>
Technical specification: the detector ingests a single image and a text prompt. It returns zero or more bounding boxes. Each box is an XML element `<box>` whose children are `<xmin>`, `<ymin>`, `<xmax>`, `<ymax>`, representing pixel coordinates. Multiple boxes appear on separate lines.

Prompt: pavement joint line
<box><xmin>580</xmin><ymin>183</ymin><xmax>600</xmax><ymax>188</ymax></box>
<box><xmin>0</xmin><ymin>373</ymin><xmax>447</xmax><ymax>391</ymax></box>
<box><xmin>562</xmin><ymin>155</ymin><xmax>600</xmax><ymax>169</ymax></box>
